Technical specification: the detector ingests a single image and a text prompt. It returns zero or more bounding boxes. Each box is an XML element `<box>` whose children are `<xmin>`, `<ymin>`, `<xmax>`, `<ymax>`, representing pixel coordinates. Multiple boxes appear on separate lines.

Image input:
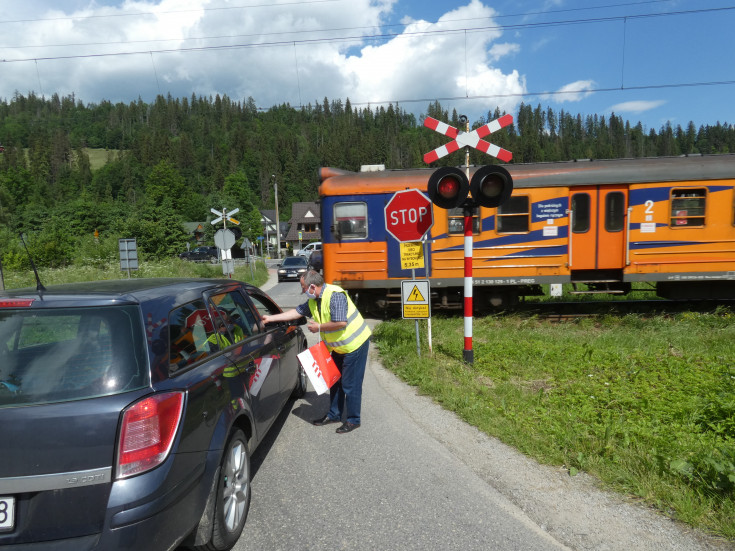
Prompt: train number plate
<box><xmin>0</xmin><ymin>496</ymin><xmax>14</xmax><ymax>531</ymax></box>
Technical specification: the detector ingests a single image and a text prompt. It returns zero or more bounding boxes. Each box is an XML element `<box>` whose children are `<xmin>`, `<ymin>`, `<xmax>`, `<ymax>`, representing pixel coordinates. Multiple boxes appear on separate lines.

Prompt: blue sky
<box><xmin>1</xmin><ymin>0</ymin><xmax>733</xmax><ymax>133</ymax></box>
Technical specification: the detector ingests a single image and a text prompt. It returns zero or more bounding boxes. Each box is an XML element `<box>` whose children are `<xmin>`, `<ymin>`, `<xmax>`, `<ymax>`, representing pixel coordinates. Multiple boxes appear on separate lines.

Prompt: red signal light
<box><xmin>437</xmin><ymin>177</ymin><xmax>460</xmax><ymax>199</ymax></box>
<box><xmin>427</xmin><ymin>167</ymin><xmax>469</xmax><ymax>209</ymax></box>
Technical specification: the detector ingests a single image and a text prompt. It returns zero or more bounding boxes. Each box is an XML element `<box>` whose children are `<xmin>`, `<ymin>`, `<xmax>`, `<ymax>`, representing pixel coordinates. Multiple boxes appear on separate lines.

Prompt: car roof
<box><xmin>0</xmin><ymin>278</ymin><xmax>258</xmax><ymax>307</ymax></box>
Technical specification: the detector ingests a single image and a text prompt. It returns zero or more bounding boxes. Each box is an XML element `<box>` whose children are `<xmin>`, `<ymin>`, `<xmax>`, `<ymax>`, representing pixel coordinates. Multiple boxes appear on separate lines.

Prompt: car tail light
<box><xmin>116</xmin><ymin>392</ymin><xmax>185</xmax><ymax>479</ymax></box>
<box><xmin>0</xmin><ymin>299</ymin><xmax>34</xmax><ymax>308</ymax></box>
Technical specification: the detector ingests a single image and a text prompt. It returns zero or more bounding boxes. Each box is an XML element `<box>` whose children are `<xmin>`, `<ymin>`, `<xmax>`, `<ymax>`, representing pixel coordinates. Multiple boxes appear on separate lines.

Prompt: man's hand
<box><xmin>307</xmin><ymin>320</ymin><xmax>320</xmax><ymax>334</ymax></box>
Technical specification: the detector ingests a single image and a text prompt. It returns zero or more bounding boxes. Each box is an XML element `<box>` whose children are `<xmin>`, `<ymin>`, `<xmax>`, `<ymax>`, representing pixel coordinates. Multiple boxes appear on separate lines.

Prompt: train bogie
<box><xmin>319</xmin><ymin>156</ymin><xmax>735</xmax><ymax>313</ymax></box>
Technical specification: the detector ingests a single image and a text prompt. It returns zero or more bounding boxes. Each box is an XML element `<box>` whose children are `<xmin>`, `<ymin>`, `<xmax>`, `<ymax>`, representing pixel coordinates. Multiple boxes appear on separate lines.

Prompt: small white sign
<box><xmin>640</xmin><ymin>222</ymin><xmax>656</xmax><ymax>233</ymax></box>
<box><xmin>543</xmin><ymin>226</ymin><xmax>558</xmax><ymax>237</ymax></box>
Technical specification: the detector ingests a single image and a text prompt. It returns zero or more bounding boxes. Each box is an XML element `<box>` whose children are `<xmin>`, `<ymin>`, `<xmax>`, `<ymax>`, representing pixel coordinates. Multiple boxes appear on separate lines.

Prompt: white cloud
<box><xmin>552</xmin><ymin>80</ymin><xmax>596</xmax><ymax>103</ymax></box>
<box><xmin>608</xmin><ymin>100</ymin><xmax>666</xmax><ymax>114</ymax></box>
<box><xmin>337</xmin><ymin>0</ymin><xmax>524</xmax><ymax>117</ymax></box>
<box><xmin>0</xmin><ymin>0</ymin><xmax>525</xmax><ymax>120</ymax></box>
<box><xmin>488</xmin><ymin>43</ymin><xmax>520</xmax><ymax>62</ymax></box>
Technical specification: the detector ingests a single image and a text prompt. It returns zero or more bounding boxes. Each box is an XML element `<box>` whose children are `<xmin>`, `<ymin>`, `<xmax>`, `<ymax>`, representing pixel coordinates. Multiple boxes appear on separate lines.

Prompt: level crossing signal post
<box><xmin>424</xmin><ymin>115</ymin><xmax>514</xmax><ymax>364</ymax></box>
<box><xmin>211</xmin><ymin>207</ymin><xmax>240</xmax><ymax>278</ymax></box>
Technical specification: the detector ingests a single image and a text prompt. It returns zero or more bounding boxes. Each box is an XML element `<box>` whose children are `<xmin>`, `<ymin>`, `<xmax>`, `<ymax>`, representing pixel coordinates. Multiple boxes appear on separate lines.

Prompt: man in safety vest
<box><xmin>207</xmin><ymin>308</ymin><xmax>244</xmax><ymax>349</ymax></box>
<box><xmin>262</xmin><ymin>270</ymin><xmax>371</xmax><ymax>434</ymax></box>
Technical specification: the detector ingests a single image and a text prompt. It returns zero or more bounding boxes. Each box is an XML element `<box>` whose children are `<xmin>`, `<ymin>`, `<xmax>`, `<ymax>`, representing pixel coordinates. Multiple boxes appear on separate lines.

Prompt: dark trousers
<box><xmin>327</xmin><ymin>338</ymin><xmax>370</xmax><ymax>425</ymax></box>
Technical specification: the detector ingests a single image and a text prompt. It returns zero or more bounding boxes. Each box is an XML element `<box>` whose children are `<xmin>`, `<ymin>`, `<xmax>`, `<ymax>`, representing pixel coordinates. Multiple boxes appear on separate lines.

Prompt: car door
<box><xmin>206</xmin><ymin>290</ymin><xmax>282</xmax><ymax>433</ymax></box>
<box><xmin>246</xmin><ymin>289</ymin><xmax>301</xmax><ymax>407</ymax></box>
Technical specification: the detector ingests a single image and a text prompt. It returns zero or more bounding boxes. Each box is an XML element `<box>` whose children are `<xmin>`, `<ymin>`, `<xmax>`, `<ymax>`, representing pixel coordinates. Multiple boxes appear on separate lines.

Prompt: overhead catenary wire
<box><xmin>0</xmin><ymin>6</ymin><xmax>735</xmax><ymax>63</ymax></box>
<box><xmin>2</xmin><ymin>5</ymin><xmax>733</xmax><ymax>61</ymax></box>
<box><xmin>1</xmin><ymin>2</ymin><xmax>733</xmax><ymax>113</ymax></box>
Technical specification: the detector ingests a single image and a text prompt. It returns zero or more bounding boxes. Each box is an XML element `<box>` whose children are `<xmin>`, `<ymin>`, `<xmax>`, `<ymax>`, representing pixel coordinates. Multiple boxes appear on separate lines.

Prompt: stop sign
<box><xmin>384</xmin><ymin>189</ymin><xmax>434</xmax><ymax>242</ymax></box>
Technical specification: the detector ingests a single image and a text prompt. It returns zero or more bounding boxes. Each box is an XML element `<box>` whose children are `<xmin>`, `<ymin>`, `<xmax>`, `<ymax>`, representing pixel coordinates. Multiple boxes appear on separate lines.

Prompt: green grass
<box><xmin>0</xmin><ymin>257</ymin><xmax>269</xmax><ymax>290</ymax></box>
<box><xmin>373</xmin><ymin>312</ymin><xmax>735</xmax><ymax>540</ymax></box>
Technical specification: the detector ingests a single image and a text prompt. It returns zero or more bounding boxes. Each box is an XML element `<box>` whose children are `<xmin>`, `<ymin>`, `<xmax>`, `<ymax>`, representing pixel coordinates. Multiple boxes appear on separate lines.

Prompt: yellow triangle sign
<box><xmin>407</xmin><ymin>285</ymin><xmax>425</xmax><ymax>302</ymax></box>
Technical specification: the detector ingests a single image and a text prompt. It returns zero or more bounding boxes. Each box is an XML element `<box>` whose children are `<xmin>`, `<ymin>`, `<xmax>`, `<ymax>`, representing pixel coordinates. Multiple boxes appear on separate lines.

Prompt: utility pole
<box><xmin>273</xmin><ymin>174</ymin><xmax>281</xmax><ymax>259</ymax></box>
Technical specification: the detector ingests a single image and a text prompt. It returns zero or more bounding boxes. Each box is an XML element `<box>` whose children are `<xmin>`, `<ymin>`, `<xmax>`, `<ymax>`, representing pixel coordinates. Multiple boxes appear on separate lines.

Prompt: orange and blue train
<box><xmin>318</xmin><ymin>154</ymin><xmax>735</xmax><ymax>314</ymax></box>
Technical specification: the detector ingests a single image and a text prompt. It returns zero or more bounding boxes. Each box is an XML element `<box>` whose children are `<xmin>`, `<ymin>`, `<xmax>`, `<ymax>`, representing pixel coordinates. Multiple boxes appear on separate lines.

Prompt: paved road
<box><xmin>191</xmin><ymin>269</ymin><xmax>729</xmax><ymax>550</ymax></box>
<box><xmin>236</xmin><ymin>278</ymin><xmax>564</xmax><ymax>550</ymax></box>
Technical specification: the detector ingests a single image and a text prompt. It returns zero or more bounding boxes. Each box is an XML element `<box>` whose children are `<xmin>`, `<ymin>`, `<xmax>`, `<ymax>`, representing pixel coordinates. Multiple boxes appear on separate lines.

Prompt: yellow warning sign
<box><xmin>399</xmin><ymin>241</ymin><xmax>424</xmax><ymax>270</ymax></box>
<box><xmin>407</xmin><ymin>285</ymin><xmax>425</xmax><ymax>302</ymax></box>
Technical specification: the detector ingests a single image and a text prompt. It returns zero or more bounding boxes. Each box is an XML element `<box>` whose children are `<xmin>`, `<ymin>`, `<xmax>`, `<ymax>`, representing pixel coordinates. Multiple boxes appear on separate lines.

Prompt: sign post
<box><xmin>424</xmin><ymin>114</ymin><xmax>514</xmax><ymax>364</ymax></box>
<box><xmin>211</xmin><ymin>207</ymin><xmax>240</xmax><ymax>277</ymax></box>
<box><xmin>119</xmin><ymin>238</ymin><xmax>139</xmax><ymax>279</ymax></box>
<box><xmin>384</xmin><ymin>190</ymin><xmax>434</xmax><ymax>356</ymax></box>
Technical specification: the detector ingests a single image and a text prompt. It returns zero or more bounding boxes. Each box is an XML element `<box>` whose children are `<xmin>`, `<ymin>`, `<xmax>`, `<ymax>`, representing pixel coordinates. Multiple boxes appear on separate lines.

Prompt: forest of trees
<box><xmin>0</xmin><ymin>91</ymin><xmax>733</xmax><ymax>269</ymax></box>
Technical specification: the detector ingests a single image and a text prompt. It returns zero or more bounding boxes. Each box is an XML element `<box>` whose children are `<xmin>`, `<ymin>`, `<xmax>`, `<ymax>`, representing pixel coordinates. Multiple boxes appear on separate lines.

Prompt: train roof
<box><xmin>319</xmin><ymin>154</ymin><xmax>735</xmax><ymax>195</ymax></box>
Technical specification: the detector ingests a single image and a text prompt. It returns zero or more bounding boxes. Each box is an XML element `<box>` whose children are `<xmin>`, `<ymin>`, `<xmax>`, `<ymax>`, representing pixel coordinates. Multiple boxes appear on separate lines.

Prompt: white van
<box><xmin>297</xmin><ymin>242</ymin><xmax>321</xmax><ymax>258</ymax></box>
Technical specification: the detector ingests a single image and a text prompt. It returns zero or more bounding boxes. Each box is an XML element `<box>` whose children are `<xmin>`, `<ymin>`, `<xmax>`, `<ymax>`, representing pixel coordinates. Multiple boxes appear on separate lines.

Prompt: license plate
<box><xmin>0</xmin><ymin>496</ymin><xmax>14</xmax><ymax>532</ymax></box>
<box><xmin>288</xmin><ymin>271</ymin><xmax>296</xmax><ymax>276</ymax></box>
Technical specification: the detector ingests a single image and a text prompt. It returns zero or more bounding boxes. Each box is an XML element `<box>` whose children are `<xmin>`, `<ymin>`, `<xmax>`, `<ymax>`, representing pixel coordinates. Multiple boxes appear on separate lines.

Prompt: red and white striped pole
<box><xmin>463</xmin><ymin>206</ymin><xmax>474</xmax><ymax>363</ymax></box>
<box><xmin>462</xmin><ymin>116</ymin><xmax>474</xmax><ymax>363</ymax></box>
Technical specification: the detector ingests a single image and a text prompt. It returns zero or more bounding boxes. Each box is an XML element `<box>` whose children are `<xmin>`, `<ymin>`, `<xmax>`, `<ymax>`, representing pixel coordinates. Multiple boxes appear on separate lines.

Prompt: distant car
<box><xmin>0</xmin><ymin>278</ymin><xmax>308</xmax><ymax>550</ymax></box>
<box><xmin>296</xmin><ymin>242</ymin><xmax>321</xmax><ymax>259</ymax></box>
<box><xmin>277</xmin><ymin>256</ymin><xmax>308</xmax><ymax>282</ymax></box>
<box><xmin>180</xmin><ymin>245</ymin><xmax>219</xmax><ymax>263</ymax></box>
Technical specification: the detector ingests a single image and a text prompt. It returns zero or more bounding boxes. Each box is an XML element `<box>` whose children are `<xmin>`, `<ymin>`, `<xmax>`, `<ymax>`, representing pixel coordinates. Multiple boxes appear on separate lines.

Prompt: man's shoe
<box><xmin>336</xmin><ymin>422</ymin><xmax>360</xmax><ymax>434</ymax></box>
<box><xmin>312</xmin><ymin>415</ymin><xmax>340</xmax><ymax>426</ymax></box>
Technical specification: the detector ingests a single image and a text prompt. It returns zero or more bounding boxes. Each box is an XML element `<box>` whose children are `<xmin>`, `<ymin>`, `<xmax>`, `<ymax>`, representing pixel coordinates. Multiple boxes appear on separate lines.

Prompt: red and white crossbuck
<box><xmin>423</xmin><ymin>114</ymin><xmax>513</xmax><ymax>164</ymax></box>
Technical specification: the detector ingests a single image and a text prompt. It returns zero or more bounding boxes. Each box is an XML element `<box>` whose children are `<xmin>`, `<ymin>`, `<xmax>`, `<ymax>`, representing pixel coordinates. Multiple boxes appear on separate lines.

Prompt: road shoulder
<box><xmin>367</xmin><ymin>344</ymin><xmax>730</xmax><ymax>551</ymax></box>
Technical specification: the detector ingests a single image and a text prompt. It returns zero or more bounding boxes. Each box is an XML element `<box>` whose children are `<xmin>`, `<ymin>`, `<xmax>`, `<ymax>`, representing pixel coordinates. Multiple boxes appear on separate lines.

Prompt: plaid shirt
<box><xmin>296</xmin><ymin>288</ymin><xmax>348</xmax><ymax>323</ymax></box>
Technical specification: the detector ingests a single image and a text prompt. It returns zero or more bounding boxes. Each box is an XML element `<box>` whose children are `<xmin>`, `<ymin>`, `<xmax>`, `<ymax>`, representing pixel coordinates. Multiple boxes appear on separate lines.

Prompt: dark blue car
<box><xmin>0</xmin><ymin>278</ymin><xmax>307</xmax><ymax>550</ymax></box>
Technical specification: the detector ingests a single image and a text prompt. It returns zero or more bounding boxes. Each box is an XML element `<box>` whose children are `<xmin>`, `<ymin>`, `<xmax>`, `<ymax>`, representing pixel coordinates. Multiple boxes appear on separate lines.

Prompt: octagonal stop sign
<box><xmin>384</xmin><ymin>189</ymin><xmax>434</xmax><ymax>242</ymax></box>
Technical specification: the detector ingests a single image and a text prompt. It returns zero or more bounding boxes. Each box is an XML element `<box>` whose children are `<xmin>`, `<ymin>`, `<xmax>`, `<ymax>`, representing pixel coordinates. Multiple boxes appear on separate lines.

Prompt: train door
<box><xmin>569</xmin><ymin>186</ymin><xmax>627</xmax><ymax>270</ymax></box>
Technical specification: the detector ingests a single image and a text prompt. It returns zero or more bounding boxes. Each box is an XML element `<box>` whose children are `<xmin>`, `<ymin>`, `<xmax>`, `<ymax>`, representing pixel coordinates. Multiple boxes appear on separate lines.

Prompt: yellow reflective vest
<box><xmin>308</xmin><ymin>284</ymin><xmax>371</xmax><ymax>354</ymax></box>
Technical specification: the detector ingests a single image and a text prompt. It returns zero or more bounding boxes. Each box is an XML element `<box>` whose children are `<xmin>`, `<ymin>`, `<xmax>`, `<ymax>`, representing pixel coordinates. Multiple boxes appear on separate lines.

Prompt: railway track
<box><xmin>514</xmin><ymin>298</ymin><xmax>735</xmax><ymax>321</ymax></box>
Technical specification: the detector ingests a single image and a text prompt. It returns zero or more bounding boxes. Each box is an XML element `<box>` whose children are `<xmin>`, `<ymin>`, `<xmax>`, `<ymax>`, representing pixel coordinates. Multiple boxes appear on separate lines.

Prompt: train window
<box><xmin>670</xmin><ymin>188</ymin><xmax>706</xmax><ymax>227</ymax></box>
<box><xmin>571</xmin><ymin>193</ymin><xmax>591</xmax><ymax>233</ymax></box>
<box><xmin>333</xmin><ymin>202</ymin><xmax>368</xmax><ymax>239</ymax></box>
<box><xmin>497</xmin><ymin>196</ymin><xmax>530</xmax><ymax>233</ymax></box>
<box><xmin>605</xmin><ymin>192</ymin><xmax>625</xmax><ymax>232</ymax></box>
<box><xmin>448</xmin><ymin>208</ymin><xmax>479</xmax><ymax>234</ymax></box>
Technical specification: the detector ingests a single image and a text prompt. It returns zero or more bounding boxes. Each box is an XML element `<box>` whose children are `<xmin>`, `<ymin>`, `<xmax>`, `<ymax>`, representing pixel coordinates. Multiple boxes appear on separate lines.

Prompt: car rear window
<box><xmin>0</xmin><ymin>306</ymin><xmax>148</xmax><ymax>407</ymax></box>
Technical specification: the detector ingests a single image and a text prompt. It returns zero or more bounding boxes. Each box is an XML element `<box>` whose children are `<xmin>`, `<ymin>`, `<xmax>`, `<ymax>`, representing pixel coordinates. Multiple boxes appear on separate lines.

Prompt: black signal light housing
<box><xmin>427</xmin><ymin>167</ymin><xmax>470</xmax><ymax>209</ymax></box>
<box><xmin>469</xmin><ymin>165</ymin><xmax>513</xmax><ymax>208</ymax></box>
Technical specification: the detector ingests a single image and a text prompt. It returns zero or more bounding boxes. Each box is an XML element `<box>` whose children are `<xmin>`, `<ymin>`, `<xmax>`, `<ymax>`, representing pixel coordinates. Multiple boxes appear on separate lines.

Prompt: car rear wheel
<box><xmin>202</xmin><ymin>429</ymin><xmax>250</xmax><ymax>550</ymax></box>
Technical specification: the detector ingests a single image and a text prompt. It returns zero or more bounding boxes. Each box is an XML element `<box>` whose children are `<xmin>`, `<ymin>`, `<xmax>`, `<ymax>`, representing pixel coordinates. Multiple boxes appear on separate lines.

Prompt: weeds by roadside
<box><xmin>373</xmin><ymin>311</ymin><xmax>735</xmax><ymax>540</ymax></box>
<box><xmin>0</xmin><ymin>257</ymin><xmax>270</xmax><ymax>290</ymax></box>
